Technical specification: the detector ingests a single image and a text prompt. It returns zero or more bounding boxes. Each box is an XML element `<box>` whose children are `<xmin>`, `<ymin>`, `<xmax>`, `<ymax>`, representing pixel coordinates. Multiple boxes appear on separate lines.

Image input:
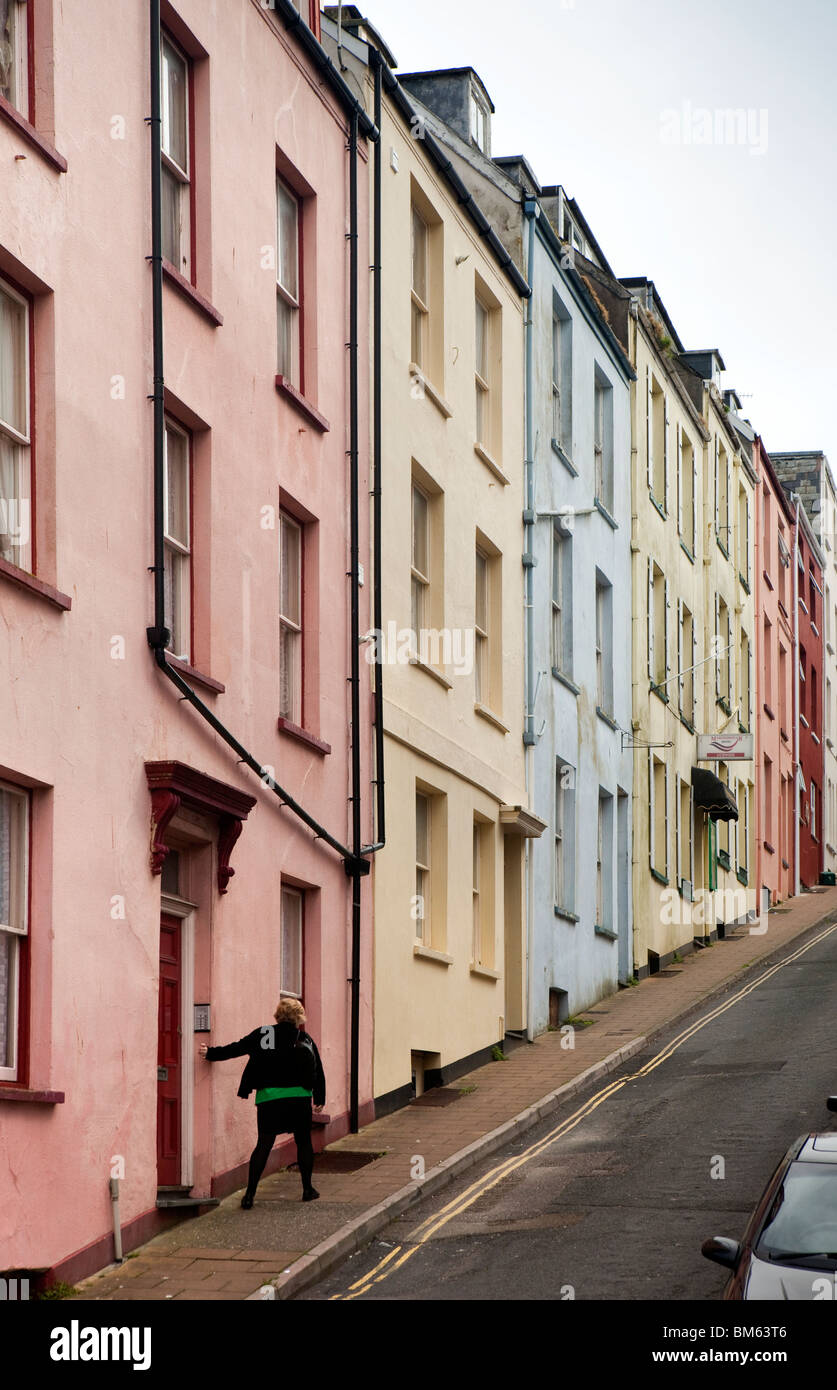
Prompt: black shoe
<box><xmin>302</xmin><ymin>1186</ymin><xmax>320</xmax><ymax>1202</ymax></box>
<box><xmin>241</xmin><ymin>1193</ymin><xmax>254</xmax><ymax>1209</ymax></box>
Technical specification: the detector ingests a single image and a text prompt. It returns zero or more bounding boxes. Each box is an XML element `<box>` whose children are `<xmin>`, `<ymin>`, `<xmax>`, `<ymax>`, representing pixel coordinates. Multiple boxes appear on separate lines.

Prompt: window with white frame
<box><xmin>411</xmin><ymin>204</ymin><xmax>429</xmax><ymax>371</ymax></box>
<box><xmin>677</xmin><ymin>777</ymin><xmax>692</xmax><ymax>890</ymax></box>
<box><xmin>716</xmin><ymin>594</ymin><xmax>731</xmax><ymax>705</ymax></box>
<box><xmin>415</xmin><ymin>792</ymin><xmax>430</xmax><ymax>943</ymax></box>
<box><xmin>276</xmin><ymin>176</ymin><xmax>301</xmax><ymax>387</ymax></box>
<box><xmin>551</xmin><ymin>297</ymin><xmax>572</xmax><ymax>455</ymax></box>
<box><xmin>280</xmin><ymin>885</ymin><xmax>303</xmax><ymax>998</ymax></box>
<box><xmin>677</xmin><ymin>426</ymin><xmax>695</xmax><ymax>552</ymax></box>
<box><xmin>738</xmin><ymin>485</ymin><xmax>749</xmax><ymax>583</ymax></box>
<box><xmin>475</xmin><ymin>294</ymin><xmax>490</xmax><ymax>450</ymax></box>
<box><xmin>649</xmin><ymin>373</ymin><xmax>667</xmax><ymax>508</ymax></box>
<box><xmin>552</xmin><ymin>525</ymin><xmax>572</xmax><ymax>677</ymax></box>
<box><xmin>650</xmin><ymin>753</ymin><xmax>668</xmax><ymax>880</ymax></box>
<box><xmin>161</xmin><ymin>33</ymin><xmax>191</xmax><ymax>277</ymax></box>
<box><xmin>716</xmin><ymin>439</ymin><xmax>730</xmax><ymax>551</ymax></box>
<box><xmin>0</xmin><ymin>780</ymin><xmax>28</xmax><ymax>1081</ymax></box>
<box><xmin>469</xmin><ymin>91</ymin><xmax>489</xmax><ymax>154</ymax></box>
<box><xmin>648</xmin><ymin>560</ymin><xmax>668</xmax><ymax>691</ymax></box>
<box><xmin>554</xmin><ymin>759</ymin><xmax>576</xmax><ymax>913</ymax></box>
<box><xmin>678</xmin><ymin>601</ymin><xmax>695</xmax><ymax>723</ymax></box>
<box><xmin>739</xmin><ymin>629</ymin><xmax>751</xmax><ymax>730</ymax></box>
<box><xmin>594</xmin><ymin>366</ymin><xmax>613</xmax><ymax>511</ymax></box>
<box><xmin>596</xmin><ymin>791</ymin><xmax>613</xmax><ymax>931</ymax></box>
<box><xmin>0</xmin><ymin>275</ymin><xmax>31</xmax><ymax>572</ymax></box>
<box><xmin>475</xmin><ymin>546</ymin><xmax>488</xmax><ymax>704</ymax></box>
<box><xmin>411</xmin><ymin>483</ymin><xmax>429</xmax><ymax>643</ymax></box>
<box><xmin>811</xmin><ymin>780</ymin><xmax>818</xmax><ymax>841</ymax></box>
<box><xmin>595</xmin><ymin>571</ymin><xmax>613</xmax><ymax>714</ymax></box>
<box><xmin>0</xmin><ymin>1</ymin><xmax>29</xmax><ymax>116</ymax></box>
<box><xmin>163</xmin><ymin>418</ymin><xmax>191</xmax><ymax>661</ymax></box>
<box><xmin>279</xmin><ymin>511</ymin><xmax>302</xmax><ymax>723</ymax></box>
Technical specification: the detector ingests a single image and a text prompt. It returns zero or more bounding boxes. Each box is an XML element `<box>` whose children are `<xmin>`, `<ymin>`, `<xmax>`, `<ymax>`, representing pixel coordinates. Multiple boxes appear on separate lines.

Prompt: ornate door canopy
<box><xmin>145</xmin><ymin>760</ymin><xmax>257</xmax><ymax>894</ymax></box>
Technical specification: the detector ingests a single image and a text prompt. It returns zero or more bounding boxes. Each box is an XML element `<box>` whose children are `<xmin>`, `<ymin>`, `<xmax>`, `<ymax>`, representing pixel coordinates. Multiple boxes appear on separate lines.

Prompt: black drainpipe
<box><xmin>147</xmin><ymin>3</ymin><xmax>382</xmax><ymax>1126</ymax></box>
<box><xmin>370</xmin><ymin>50</ymin><xmax>385</xmax><ymax>852</ymax></box>
<box><xmin>346</xmin><ymin>109</ymin><xmax>367</xmax><ymax>1134</ymax></box>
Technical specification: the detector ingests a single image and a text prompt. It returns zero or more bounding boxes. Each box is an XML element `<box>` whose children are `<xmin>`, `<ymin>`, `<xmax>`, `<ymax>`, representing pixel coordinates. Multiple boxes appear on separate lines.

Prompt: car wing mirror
<box><xmin>827</xmin><ymin>1096</ymin><xmax>837</xmax><ymax>1113</ymax></box>
<box><xmin>701</xmin><ymin>1236</ymin><xmax>741</xmax><ymax>1269</ymax></box>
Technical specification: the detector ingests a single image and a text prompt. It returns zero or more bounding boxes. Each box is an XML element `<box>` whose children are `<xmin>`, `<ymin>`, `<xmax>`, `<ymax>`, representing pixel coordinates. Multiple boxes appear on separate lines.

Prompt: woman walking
<box><xmin>200</xmin><ymin>998</ymin><xmax>325</xmax><ymax>1207</ymax></box>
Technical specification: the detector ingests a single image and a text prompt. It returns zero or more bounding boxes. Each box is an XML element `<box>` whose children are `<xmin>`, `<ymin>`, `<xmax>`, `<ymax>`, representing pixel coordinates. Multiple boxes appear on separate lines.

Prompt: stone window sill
<box><xmin>554</xmin><ymin>906</ymin><xmax>579</xmax><ymax>923</ymax></box>
<box><xmin>474</xmin><ymin>702</ymin><xmax>509</xmax><ymax>733</ymax></box>
<box><xmin>409</xmin><ymin>364</ymin><xmax>452</xmax><ymax>419</ymax></box>
<box><xmin>167</xmin><ymin>655</ymin><xmax>225</xmax><ymax>694</ymax></box>
<box><xmin>275</xmin><ymin>376</ymin><xmax>330</xmax><ymax>432</ymax></box>
<box><xmin>413</xmin><ymin>944</ymin><xmax>453</xmax><ymax>966</ymax></box>
<box><xmin>409</xmin><ymin>656</ymin><xmax>453</xmax><ymax>689</ymax></box>
<box><xmin>0</xmin><ymin>1086</ymin><xmax>65</xmax><ymax>1103</ymax></box>
<box><xmin>470</xmin><ymin>963</ymin><xmax>500</xmax><ymax>980</ymax></box>
<box><xmin>596</xmin><ymin>706</ymin><xmax>619</xmax><ymax>731</ymax></box>
<box><xmin>162</xmin><ymin>260</ymin><xmax>223</xmax><ymax>326</ymax></box>
<box><xmin>474</xmin><ymin>442</ymin><xmax>509</xmax><ymax>485</ymax></box>
<box><xmin>0</xmin><ymin>94</ymin><xmax>67</xmax><ymax>172</ymax></box>
<box><xmin>0</xmin><ymin>556</ymin><xmax>72</xmax><ymax>611</ymax></box>
<box><xmin>594</xmin><ymin>925</ymin><xmax>618</xmax><ymax>941</ymax></box>
<box><xmin>277</xmin><ymin>717</ymin><xmax>331</xmax><ymax>755</ymax></box>
<box><xmin>594</xmin><ymin>498</ymin><xmax>618</xmax><ymax>529</ymax></box>
<box><xmin>550</xmin><ymin>439</ymin><xmax>578</xmax><ymax>476</ymax></box>
<box><xmin>552</xmin><ymin>668</ymin><xmax>580</xmax><ymax>696</ymax></box>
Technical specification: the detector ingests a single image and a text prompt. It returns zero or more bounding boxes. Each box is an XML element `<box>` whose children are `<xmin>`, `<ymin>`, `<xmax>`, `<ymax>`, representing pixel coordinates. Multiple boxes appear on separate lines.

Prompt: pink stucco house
<box><xmin>754</xmin><ymin>438</ymin><xmax>797</xmax><ymax>907</ymax></box>
<box><xmin>0</xmin><ymin>0</ymin><xmax>375</xmax><ymax>1286</ymax></box>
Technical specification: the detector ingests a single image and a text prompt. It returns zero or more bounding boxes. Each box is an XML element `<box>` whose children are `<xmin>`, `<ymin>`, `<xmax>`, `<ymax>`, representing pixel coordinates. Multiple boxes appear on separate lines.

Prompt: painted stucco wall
<box><xmin>629</xmin><ymin>315</ymin><xmax>712</xmax><ymax>968</ymax></box>
<box><xmin>698</xmin><ymin>397</ymin><xmax>757</xmax><ymax>932</ymax></box>
<box><xmin>754</xmin><ymin>441</ymin><xmax>796</xmax><ymax>909</ymax></box>
<box><xmin>0</xmin><ymin>0</ymin><xmax>372</xmax><ymax>1275</ymax></box>
<box><xmin>527</xmin><ymin>221</ymin><xmax>634</xmax><ymax>1025</ymax></box>
<box><xmin>367</xmin><ymin>87</ymin><xmax>528</xmax><ymax>1104</ymax></box>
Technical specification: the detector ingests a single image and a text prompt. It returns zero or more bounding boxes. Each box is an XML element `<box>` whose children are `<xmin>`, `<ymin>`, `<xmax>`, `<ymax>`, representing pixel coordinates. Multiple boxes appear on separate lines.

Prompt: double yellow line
<box><xmin>331</xmin><ymin>921</ymin><xmax>837</xmax><ymax>1300</ymax></box>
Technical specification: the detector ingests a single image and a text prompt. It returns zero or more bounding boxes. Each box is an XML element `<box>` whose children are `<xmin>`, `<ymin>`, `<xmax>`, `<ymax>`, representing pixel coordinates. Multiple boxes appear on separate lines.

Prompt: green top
<box><xmin>255</xmin><ymin>1085</ymin><xmax>313</xmax><ymax>1104</ymax></box>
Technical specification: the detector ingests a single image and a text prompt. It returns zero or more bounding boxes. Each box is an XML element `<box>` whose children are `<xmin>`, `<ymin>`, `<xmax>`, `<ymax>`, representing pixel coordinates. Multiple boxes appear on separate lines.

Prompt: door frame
<box><xmin>161</xmin><ymin>893</ymin><xmax>197</xmax><ymax>1189</ymax></box>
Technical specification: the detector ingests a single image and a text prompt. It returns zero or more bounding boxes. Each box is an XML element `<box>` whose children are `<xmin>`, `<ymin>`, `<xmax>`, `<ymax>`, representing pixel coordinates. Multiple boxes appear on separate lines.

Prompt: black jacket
<box><xmin>206</xmin><ymin>1023</ymin><xmax>326</xmax><ymax>1105</ymax></box>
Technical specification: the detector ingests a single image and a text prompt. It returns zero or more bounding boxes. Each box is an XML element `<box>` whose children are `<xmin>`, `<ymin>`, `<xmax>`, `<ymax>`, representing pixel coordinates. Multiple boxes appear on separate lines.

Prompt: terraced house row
<box><xmin>0</xmin><ymin>0</ymin><xmax>831</xmax><ymax>1286</ymax></box>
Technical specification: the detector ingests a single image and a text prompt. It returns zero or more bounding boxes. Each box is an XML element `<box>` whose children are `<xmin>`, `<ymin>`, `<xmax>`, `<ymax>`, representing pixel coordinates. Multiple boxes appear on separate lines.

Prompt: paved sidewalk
<box><xmin>74</xmin><ymin>888</ymin><xmax>837</xmax><ymax>1301</ymax></box>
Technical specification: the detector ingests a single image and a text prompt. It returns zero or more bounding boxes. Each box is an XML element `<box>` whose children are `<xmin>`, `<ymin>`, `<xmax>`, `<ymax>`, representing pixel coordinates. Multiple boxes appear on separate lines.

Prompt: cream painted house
<box><xmin>321</xmin><ymin>12</ymin><xmax>539</xmax><ymax>1111</ymax></box>
<box><xmin>581</xmin><ymin>272</ymin><xmax>757</xmax><ymax>970</ymax></box>
<box><xmin>685</xmin><ymin>352</ymin><xmax>758</xmax><ymax>944</ymax></box>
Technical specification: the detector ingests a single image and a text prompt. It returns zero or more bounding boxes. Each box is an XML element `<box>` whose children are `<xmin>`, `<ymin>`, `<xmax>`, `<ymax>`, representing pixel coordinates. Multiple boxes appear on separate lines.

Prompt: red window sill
<box><xmin>0</xmin><ymin>1087</ymin><xmax>65</xmax><ymax>1103</ymax></box>
<box><xmin>0</xmin><ymin>556</ymin><xmax>72</xmax><ymax>610</ymax></box>
<box><xmin>275</xmin><ymin>377</ymin><xmax>330</xmax><ymax>432</ymax></box>
<box><xmin>0</xmin><ymin>94</ymin><xmax>67</xmax><ymax>172</ymax></box>
<box><xmin>162</xmin><ymin>260</ymin><xmax>223</xmax><ymax>326</ymax></box>
<box><xmin>277</xmin><ymin>717</ymin><xmax>331</xmax><ymax>755</ymax></box>
<box><xmin>167</xmin><ymin>654</ymin><xmax>225</xmax><ymax>694</ymax></box>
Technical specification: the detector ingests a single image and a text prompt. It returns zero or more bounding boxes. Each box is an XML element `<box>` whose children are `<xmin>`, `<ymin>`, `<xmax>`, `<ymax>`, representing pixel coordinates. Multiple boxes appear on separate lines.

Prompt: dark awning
<box><xmin>691</xmin><ymin>766</ymin><xmax>739</xmax><ymax>821</ymax></box>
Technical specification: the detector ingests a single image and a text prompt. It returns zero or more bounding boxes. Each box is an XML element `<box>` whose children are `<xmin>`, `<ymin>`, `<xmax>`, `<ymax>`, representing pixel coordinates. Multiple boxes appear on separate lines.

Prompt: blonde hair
<box><xmin>274</xmin><ymin>998</ymin><xmax>306</xmax><ymax>1026</ymax></box>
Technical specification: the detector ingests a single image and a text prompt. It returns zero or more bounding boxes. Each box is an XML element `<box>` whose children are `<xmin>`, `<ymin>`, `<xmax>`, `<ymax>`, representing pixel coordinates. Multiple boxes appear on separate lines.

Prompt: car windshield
<box><xmin>755</xmin><ymin>1162</ymin><xmax>837</xmax><ymax>1262</ymax></box>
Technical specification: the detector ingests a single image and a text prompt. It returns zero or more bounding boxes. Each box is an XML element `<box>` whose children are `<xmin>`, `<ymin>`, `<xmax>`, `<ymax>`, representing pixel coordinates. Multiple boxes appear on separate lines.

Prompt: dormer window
<box><xmin>470</xmin><ymin>92</ymin><xmax>490</xmax><ymax>154</ymax></box>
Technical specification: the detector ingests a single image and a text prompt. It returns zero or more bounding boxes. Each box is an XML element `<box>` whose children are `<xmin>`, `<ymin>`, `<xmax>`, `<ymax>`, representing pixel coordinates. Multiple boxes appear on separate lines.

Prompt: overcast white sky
<box><xmin>365</xmin><ymin>0</ymin><xmax>836</xmax><ymax>463</ymax></box>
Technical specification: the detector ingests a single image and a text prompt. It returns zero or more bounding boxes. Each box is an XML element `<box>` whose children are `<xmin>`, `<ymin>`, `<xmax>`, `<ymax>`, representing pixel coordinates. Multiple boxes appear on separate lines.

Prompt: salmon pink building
<box><xmin>754</xmin><ymin>439</ymin><xmax>796</xmax><ymax>908</ymax></box>
<box><xmin>793</xmin><ymin>503</ymin><xmax>825</xmax><ymax>888</ymax></box>
<box><xmin>0</xmin><ymin>0</ymin><xmax>376</xmax><ymax>1286</ymax></box>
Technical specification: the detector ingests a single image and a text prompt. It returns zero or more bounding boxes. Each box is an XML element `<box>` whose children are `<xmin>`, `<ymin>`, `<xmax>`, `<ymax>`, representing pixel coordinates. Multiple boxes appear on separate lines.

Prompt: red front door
<box><xmin>157</xmin><ymin>914</ymin><xmax>181</xmax><ymax>1186</ymax></box>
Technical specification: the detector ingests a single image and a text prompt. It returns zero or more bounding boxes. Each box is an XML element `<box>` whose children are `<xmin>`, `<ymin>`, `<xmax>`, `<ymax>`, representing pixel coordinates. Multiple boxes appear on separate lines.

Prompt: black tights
<box><xmin>246</xmin><ymin>1126</ymin><xmax>314</xmax><ymax>1197</ymax></box>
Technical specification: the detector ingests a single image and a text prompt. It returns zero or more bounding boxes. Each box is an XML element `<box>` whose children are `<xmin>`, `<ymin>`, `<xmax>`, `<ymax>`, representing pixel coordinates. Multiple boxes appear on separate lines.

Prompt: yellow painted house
<box><xmin>322</xmin><ymin>12</ymin><xmax>541</xmax><ymax>1111</ymax></box>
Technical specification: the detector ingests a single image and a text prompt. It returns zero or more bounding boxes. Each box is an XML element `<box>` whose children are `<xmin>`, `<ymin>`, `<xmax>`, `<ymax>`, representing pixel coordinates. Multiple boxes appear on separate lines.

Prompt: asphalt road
<box><xmin>297</xmin><ymin>922</ymin><xmax>837</xmax><ymax>1300</ymax></box>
